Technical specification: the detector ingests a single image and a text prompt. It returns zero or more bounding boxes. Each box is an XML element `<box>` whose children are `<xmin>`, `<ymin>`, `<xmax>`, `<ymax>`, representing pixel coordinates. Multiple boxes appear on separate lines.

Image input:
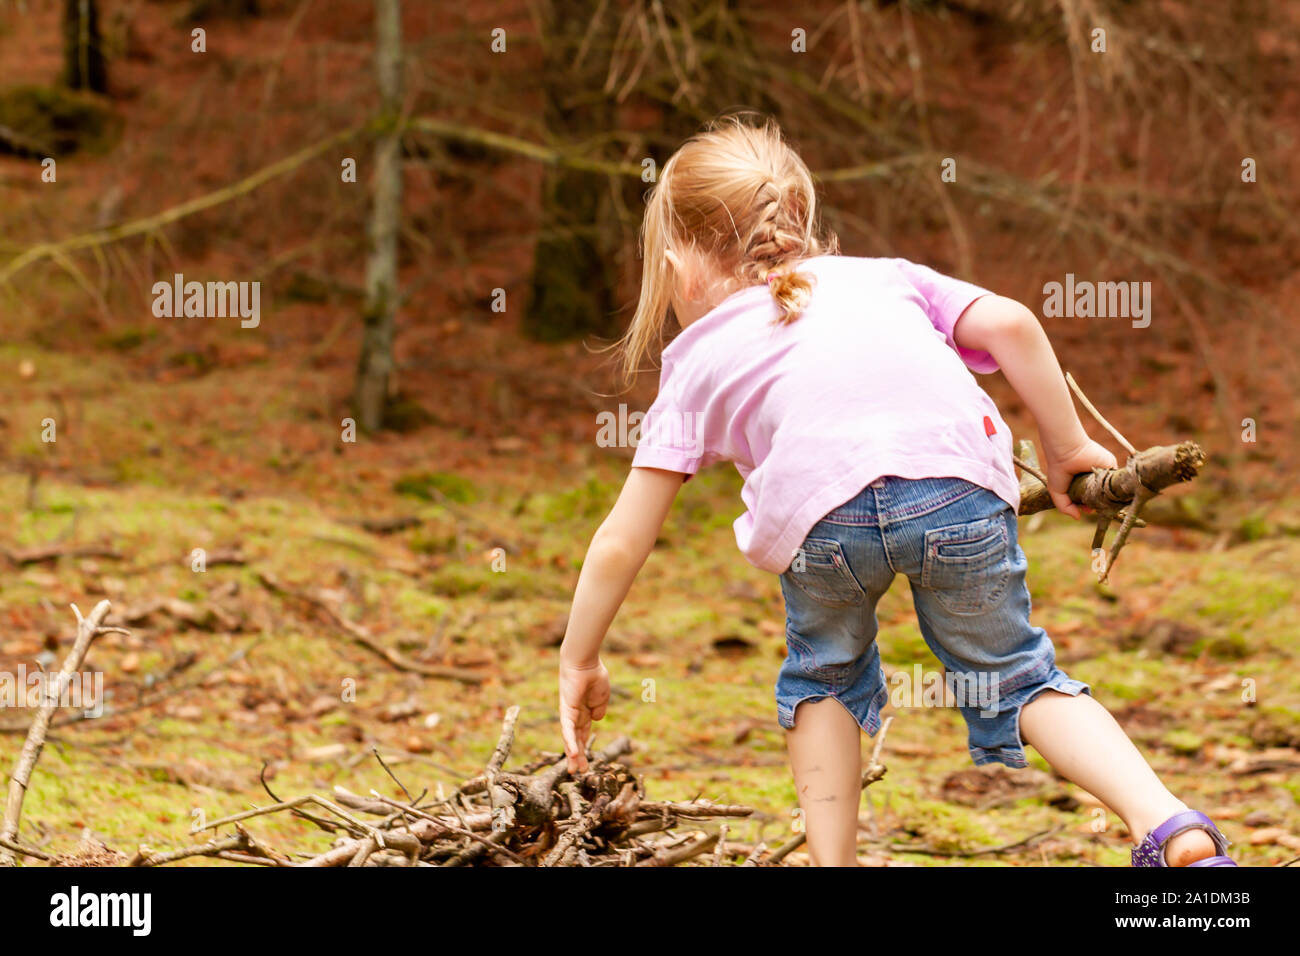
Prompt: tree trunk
<box><xmin>62</xmin><ymin>0</ymin><xmax>108</xmax><ymax>93</ymax></box>
<box><xmin>352</xmin><ymin>0</ymin><xmax>403</xmax><ymax>432</ymax></box>
<box><xmin>524</xmin><ymin>0</ymin><xmax>620</xmax><ymax>342</ymax></box>
<box><xmin>522</xmin><ymin>2</ymin><xmax>784</xmax><ymax>342</ymax></box>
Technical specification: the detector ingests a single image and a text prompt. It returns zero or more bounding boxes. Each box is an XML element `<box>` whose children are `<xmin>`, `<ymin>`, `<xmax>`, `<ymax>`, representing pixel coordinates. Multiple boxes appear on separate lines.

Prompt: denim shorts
<box><xmin>775</xmin><ymin>475</ymin><xmax>1089</xmax><ymax>768</ymax></box>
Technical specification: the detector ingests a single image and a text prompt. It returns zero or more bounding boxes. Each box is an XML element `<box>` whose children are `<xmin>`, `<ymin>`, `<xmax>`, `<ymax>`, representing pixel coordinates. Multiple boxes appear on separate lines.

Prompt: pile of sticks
<box><xmin>135</xmin><ymin>706</ymin><xmax>759</xmax><ymax>867</ymax></box>
<box><xmin>130</xmin><ymin>707</ymin><xmax>900</xmax><ymax>867</ymax></box>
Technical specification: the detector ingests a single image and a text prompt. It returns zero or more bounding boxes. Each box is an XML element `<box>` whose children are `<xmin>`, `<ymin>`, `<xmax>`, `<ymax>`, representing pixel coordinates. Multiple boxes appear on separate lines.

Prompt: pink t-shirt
<box><xmin>630</xmin><ymin>254</ymin><xmax>1019</xmax><ymax>573</ymax></box>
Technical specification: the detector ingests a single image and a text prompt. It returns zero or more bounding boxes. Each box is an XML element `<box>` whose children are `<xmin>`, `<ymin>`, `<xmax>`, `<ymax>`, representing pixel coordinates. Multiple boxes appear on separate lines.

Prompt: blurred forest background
<box><xmin>1</xmin><ymin>0</ymin><xmax>1298</xmax><ymax>866</ymax></box>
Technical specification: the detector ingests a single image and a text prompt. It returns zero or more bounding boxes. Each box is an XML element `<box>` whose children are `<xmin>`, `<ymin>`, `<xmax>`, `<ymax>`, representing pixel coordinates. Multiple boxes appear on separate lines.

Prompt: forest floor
<box><xmin>1</xmin><ymin>323</ymin><xmax>1298</xmax><ymax>865</ymax></box>
<box><xmin>2</xmin><ymin>0</ymin><xmax>1299</xmax><ymax>866</ymax></box>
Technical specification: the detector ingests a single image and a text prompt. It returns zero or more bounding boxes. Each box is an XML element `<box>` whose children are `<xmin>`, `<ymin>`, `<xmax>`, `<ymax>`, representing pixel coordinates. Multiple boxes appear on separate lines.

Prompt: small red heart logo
<box><xmin>983</xmin><ymin>415</ymin><xmax>996</xmax><ymax>437</ymax></box>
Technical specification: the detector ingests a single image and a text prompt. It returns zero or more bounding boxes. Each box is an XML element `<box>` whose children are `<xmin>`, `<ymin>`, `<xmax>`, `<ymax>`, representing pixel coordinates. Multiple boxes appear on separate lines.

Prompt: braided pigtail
<box><xmin>741</xmin><ymin>179</ymin><xmax>828</xmax><ymax>324</ymax></box>
<box><xmin>622</xmin><ymin>114</ymin><xmax>836</xmax><ymax>382</ymax></box>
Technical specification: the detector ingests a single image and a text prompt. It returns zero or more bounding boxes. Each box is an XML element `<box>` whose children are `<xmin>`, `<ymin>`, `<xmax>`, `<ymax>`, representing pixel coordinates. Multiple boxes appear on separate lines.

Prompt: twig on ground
<box><xmin>1</xmin><ymin>600</ymin><xmax>122</xmax><ymax>867</ymax></box>
<box><xmin>890</xmin><ymin>824</ymin><xmax>1063</xmax><ymax>858</ymax></box>
<box><xmin>256</xmin><ymin>571</ymin><xmax>485</xmax><ymax>683</ymax></box>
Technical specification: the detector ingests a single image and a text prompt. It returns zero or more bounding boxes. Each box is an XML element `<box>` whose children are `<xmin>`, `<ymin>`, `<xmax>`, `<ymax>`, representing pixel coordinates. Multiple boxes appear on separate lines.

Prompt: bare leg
<box><xmin>1020</xmin><ymin>691</ymin><xmax>1216</xmax><ymax>865</ymax></box>
<box><xmin>785</xmin><ymin>698</ymin><xmax>863</xmax><ymax>866</ymax></box>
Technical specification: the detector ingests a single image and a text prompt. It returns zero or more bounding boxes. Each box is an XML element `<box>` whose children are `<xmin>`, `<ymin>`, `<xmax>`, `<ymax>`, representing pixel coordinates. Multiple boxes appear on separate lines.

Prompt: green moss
<box><xmin>99</xmin><ymin>327</ymin><xmax>159</xmax><ymax>351</ymax></box>
<box><xmin>1236</xmin><ymin>512</ymin><xmax>1272</xmax><ymax>543</ymax></box>
<box><xmin>894</xmin><ymin>798</ymin><xmax>998</xmax><ymax>854</ymax></box>
<box><xmin>879</xmin><ymin>623</ymin><xmax>932</xmax><ymax>666</ymax></box>
<box><xmin>1187</xmin><ymin>570</ymin><xmax>1291</xmax><ymax>623</ymax></box>
<box><xmin>1247</xmin><ymin>705</ymin><xmax>1300</xmax><ymax>748</ymax></box>
<box><xmin>1088</xmin><ymin>658</ymin><xmax>1167</xmax><ymax>701</ymax></box>
<box><xmin>391</xmin><ymin>588</ymin><xmax>450</xmax><ymax>623</ymax></box>
<box><xmin>393</xmin><ymin>470</ymin><xmax>478</xmax><ymax>503</ymax></box>
<box><xmin>1200</xmin><ymin>631</ymin><xmax>1252</xmax><ymax>660</ymax></box>
<box><xmin>1163</xmin><ymin>730</ymin><xmax>1204</xmax><ymax>755</ymax></box>
<box><xmin>0</xmin><ymin>85</ymin><xmax>122</xmax><ymax>156</ymax></box>
<box><xmin>536</xmin><ymin>476</ymin><xmax>619</xmax><ymax>522</ymax></box>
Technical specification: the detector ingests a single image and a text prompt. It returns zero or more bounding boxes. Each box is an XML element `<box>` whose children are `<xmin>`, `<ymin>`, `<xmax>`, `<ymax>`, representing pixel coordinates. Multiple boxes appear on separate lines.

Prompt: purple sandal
<box><xmin>1132</xmin><ymin>810</ymin><xmax>1238</xmax><ymax>867</ymax></box>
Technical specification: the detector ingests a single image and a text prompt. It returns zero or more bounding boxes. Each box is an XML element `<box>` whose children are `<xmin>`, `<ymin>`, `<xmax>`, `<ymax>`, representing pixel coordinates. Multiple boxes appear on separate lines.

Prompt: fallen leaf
<box><xmin>301</xmin><ymin>743</ymin><xmax>348</xmax><ymax>762</ymax></box>
<box><xmin>307</xmin><ymin>695</ymin><xmax>338</xmax><ymax>716</ymax></box>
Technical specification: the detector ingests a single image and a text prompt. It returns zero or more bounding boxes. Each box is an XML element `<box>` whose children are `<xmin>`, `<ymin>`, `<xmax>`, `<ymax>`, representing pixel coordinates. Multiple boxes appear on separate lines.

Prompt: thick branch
<box><xmin>1016</xmin><ymin>441</ymin><xmax>1206</xmax><ymax>516</ymax></box>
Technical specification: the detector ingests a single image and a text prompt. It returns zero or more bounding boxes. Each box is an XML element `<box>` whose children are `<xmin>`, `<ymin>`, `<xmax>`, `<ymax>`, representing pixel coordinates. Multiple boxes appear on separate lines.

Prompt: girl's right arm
<box><xmin>559</xmin><ymin>466</ymin><xmax>683</xmax><ymax>771</ymax></box>
<box><xmin>953</xmin><ymin>294</ymin><xmax>1118</xmax><ymax>517</ymax></box>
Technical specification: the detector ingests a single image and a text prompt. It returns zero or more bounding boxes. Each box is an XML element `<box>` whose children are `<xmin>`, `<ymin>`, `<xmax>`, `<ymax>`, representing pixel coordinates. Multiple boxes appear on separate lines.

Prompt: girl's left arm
<box><xmin>559</xmin><ymin>466</ymin><xmax>684</xmax><ymax>770</ymax></box>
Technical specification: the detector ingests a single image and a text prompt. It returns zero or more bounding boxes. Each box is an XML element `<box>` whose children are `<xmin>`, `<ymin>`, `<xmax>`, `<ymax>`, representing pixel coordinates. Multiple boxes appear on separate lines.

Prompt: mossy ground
<box><xmin>2</xmin><ymin>340</ymin><xmax>1297</xmax><ymax>866</ymax></box>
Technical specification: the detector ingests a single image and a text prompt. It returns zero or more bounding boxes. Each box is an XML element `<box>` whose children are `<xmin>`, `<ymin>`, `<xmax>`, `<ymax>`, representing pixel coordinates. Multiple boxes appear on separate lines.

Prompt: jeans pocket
<box><xmin>785</xmin><ymin>536</ymin><xmax>866</xmax><ymax>608</ymax></box>
<box><xmin>921</xmin><ymin>515</ymin><xmax>1010</xmax><ymax>615</ymax></box>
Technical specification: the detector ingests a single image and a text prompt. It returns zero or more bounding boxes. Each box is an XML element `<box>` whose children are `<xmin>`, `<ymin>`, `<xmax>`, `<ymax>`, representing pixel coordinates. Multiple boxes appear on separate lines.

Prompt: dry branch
<box><xmin>1016</xmin><ymin>441</ymin><xmax>1206</xmax><ymax>517</ymax></box>
<box><xmin>1010</xmin><ymin>375</ymin><xmax>1205</xmax><ymax>581</ymax></box>
<box><xmin>256</xmin><ymin>571</ymin><xmax>485</xmax><ymax>684</ymax></box>
<box><xmin>0</xmin><ymin>126</ymin><xmax>363</xmax><ymax>286</ymax></box>
<box><xmin>3</xmin><ymin>544</ymin><xmax>123</xmax><ymax>566</ymax></box>
<box><xmin>889</xmin><ymin>824</ymin><xmax>1063</xmax><ymax>859</ymax></box>
<box><xmin>1</xmin><ymin>600</ymin><xmax>124</xmax><ymax>866</ymax></box>
<box><xmin>1015</xmin><ymin>440</ymin><xmax>1205</xmax><ymax>581</ymax></box>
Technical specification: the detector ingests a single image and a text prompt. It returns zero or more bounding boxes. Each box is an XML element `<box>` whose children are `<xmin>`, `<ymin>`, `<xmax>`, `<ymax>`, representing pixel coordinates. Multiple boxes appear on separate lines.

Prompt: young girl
<box><xmin>556</xmin><ymin>115</ymin><xmax>1236</xmax><ymax>867</ymax></box>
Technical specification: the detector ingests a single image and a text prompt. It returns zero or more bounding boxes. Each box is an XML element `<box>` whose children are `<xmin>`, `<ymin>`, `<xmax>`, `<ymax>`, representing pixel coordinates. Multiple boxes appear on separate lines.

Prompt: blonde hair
<box><xmin>620</xmin><ymin>114</ymin><xmax>837</xmax><ymax>383</ymax></box>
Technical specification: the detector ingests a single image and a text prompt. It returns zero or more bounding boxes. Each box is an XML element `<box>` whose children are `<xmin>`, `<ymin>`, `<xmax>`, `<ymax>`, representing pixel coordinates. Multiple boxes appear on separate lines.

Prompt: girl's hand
<box><xmin>558</xmin><ymin>657</ymin><xmax>610</xmax><ymax>773</ymax></box>
<box><xmin>1042</xmin><ymin>437</ymin><xmax>1118</xmax><ymax>519</ymax></box>
<box><xmin>555</xmin><ymin>467</ymin><xmax>682</xmax><ymax>772</ymax></box>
